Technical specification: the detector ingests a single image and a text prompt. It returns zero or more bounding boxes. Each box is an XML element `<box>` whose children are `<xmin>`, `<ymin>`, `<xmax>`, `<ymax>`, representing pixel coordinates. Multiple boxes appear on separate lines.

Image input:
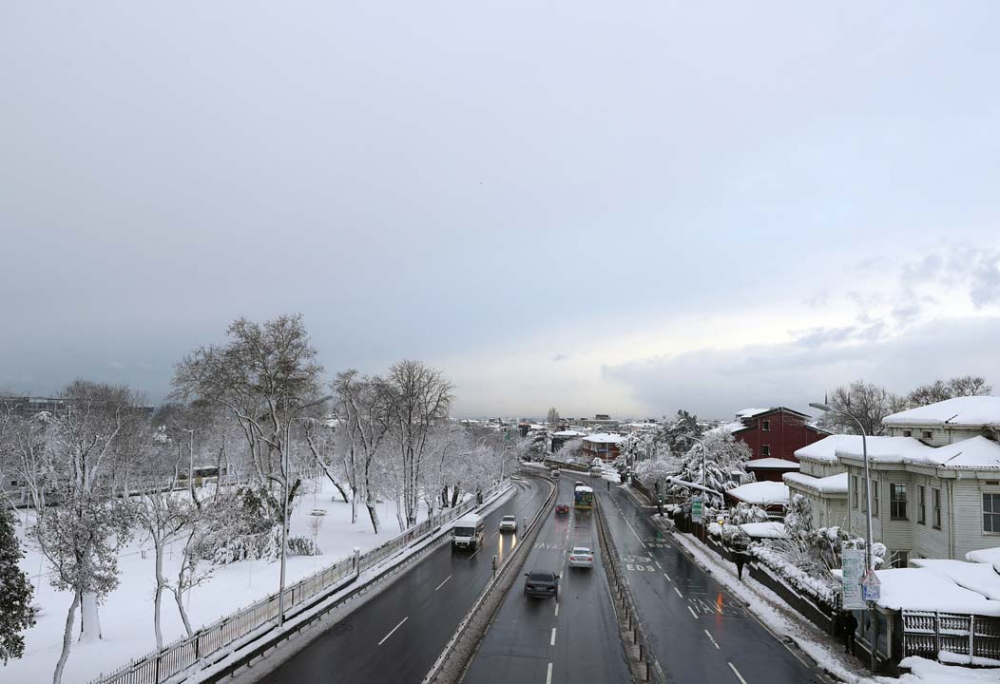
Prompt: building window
<box><xmin>903</xmin><ymin>430</ymin><xmax>912</xmax><ymax>437</ymax></box>
<box><xmin>922</xmin><ymin>430</ymin><xmax>933</xmax><ymax>440</ymax></box>
<box><xmin>852</xmin><ymin>475</ymin><xmax>859</xmax><ymax>509</ymax></box>
<box><xmin>762</xmin><ymin>420</ymin><xmax>770</xmax><ymax>432</ymax></box>
<box><xmin>890</xmin><ymin>484</ymin><xmax>908</xmax><ymax>520</ymax></box>
<box><xmin>933</xmin><ymin>488</ymin><xmax>942</xmax><ymax>529</ymax></box>
<box><xmin>889</xmin><ymin>549</ymin><xmax>909</xmax><ymax>569</ymax></box>
<box><xmin>918</xmin><ymin>486</ymin><xmax>926</xmax><ymax>525</ymax></box>
<box><xmin>871</xmin><ymin>480</ymin><xmax>879</xmax><ymax>517</ymax></box>
<box><xmin>985</xmin><ymin>494</ymin><xmax>1000</xmax><ymax>534</ymax></box>
<box><xmin>761</xmin><ymin>445</ymin><xmax>771</xmax><ymax>457</ymax></box>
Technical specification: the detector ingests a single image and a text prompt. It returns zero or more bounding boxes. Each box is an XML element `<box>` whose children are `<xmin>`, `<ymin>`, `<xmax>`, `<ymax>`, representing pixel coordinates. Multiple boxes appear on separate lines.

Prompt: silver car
<box><xmin>568</xmin><ymin>546</ymin><xmax>594</xmax><ymax>568</ymax></box>
<box><xmin>499</xmin><ymin>515</ymin><xmax>518</xmax><ymax>532</ymax></box>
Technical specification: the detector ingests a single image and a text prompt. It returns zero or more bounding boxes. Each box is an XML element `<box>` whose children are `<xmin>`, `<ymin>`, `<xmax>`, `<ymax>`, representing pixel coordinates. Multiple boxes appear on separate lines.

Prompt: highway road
<box><xmin>462</xmin><ymin>477</ymin><xmax>631</xmax><ymax>684</ymax></box>
<box><xmin>599</xmin><ymin>483</ymin><xmax>832</xmax><ymax>684</ymax></box>
<box><xmin>254</xmin><ymin>474</ymin><xmax>549</xmax><ymax>684</ymax></box>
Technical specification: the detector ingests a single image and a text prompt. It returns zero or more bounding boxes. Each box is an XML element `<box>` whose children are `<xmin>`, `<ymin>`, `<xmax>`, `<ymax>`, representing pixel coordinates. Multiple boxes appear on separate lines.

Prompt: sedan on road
<box><xmin>554</xmin><ymin>503</ymin><xmax>570</xmax><ymax>515</ymax></box>
<box><xmin>499</xmin><ymin>515</ymin><xmax>517</xmax><ymax>532</ymax></box>
<box><xmin>568</xmin><ymin>547</ymin><xmax>594</xmax><ymax>568</ymax></box>
<box><xmin>524</xmin><ymin>571</ymin><xmax>560</xmax><ymax>598</ymax></box>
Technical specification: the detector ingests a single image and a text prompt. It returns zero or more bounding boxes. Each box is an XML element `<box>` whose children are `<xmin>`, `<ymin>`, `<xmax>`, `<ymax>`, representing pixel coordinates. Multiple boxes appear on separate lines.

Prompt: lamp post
<box><xmin>810</xmin><ymin>401</ymin><xmax>876</xmax><ymax>673</ymax></box>
<box><xmin>278</xmin><ymin>394</ymin><xmax>333</xmax><ymax>627</ymax></box>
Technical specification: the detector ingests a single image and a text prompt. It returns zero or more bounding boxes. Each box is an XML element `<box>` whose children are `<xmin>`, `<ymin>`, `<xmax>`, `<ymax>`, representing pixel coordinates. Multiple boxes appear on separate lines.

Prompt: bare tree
<box><xmin>907</xmin><ymin>375</ymin><xmax>992</xmax><ymax>407</ymax></box>
<box><xmin>822</xmin><ymin>380</ymin><xmax>903</xmax><ymax>436</ymax></box>
<box><xmin>382</xmin><ymin>360</ymin><xmax>454</xmax><ymax>527</ymax></box>
<box><xmin>546</xmin><ymin>407</ymin><xmax>560</xmax><ymax>426</ymax></box>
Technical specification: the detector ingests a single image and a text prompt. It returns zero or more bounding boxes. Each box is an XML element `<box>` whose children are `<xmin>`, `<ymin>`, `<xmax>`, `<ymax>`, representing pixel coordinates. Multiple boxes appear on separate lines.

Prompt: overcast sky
<box><xmin>2</xmin><ymin>2</ymin><xmax>999</xmax><ymax>420</ymax></box>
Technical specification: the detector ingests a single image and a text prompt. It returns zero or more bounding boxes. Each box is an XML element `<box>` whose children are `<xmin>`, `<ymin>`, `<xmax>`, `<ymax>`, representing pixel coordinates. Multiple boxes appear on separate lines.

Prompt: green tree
<box><xmin>0</xmin><ymin>504</ymin><xmax>35</xmax><ymax>663</ymax></box>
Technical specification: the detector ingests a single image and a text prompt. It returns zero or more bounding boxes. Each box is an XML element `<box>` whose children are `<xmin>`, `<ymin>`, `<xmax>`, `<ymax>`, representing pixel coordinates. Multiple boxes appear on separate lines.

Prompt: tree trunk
<box><xmin>451</xmin><ymin>486</ymin><xmax>460</xmax><ymax>508</ymax></box>
<box><xmin>366</xmin><ymin>501</ymin><xmax>380</xmax><ymax>534</ymax></box>
<box><xmin>441</xmin><ymin>487</ymin><xmax>449</xmax><ymax>509</ymax></box>
<box><xmin>153</xmin><ymin>537</ymin><xmax>165</xmax><ymax>651</ymax></box>
<box><xmin>350</xmin><ymin>486</ymin><xmax>358</xmax><ymax>525</ymax></box>
<box><xmin>330</xmin><ymin>478</ymin><xmax>350</xmax><ymax>504</ymax></box>
<box><xmin>395</xmin><ymin>496</ymin><xmax>406</xmax><ymax>533</ymax></box>
<box><xmin>54</xmin><ymin>589</ymin><xmax>82</xmax><ymax>684</ymax></box>
<box><xmin>173</xmin><ymin>588</ymin><xmax>194</xmax><ymax>637</ymax></box>
<box><xmin>79</xmin><ymin>592</ymin><xmax>102</xmax><ymax>642</ymax></box>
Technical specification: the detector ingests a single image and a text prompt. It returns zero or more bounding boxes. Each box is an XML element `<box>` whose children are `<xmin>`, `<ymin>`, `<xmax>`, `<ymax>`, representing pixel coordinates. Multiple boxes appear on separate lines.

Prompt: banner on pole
<box><xmin>842</xmin><ymin>546</ymin><xmax>866</xmax><ymax>610</ymax></box>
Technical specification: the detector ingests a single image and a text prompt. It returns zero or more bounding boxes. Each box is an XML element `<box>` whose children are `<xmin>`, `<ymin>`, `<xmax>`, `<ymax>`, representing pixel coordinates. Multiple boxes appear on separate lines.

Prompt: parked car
<box><xmin>499</xmin><ymin>515</ymin><xmax>517</xmax><ymax>532</ymax></box>
<box><xmin>524</xmin><ymin>571</ymin><xmax>559</xmax><ymax>598</ymax></box>
<box><xmin>550</xmin><ymin>468</ymin><xmax>560</xmax><ymax>478</ymax></box>
<box><xmin>568</xmin><ymin>546</ymin><xmax>594</xmax><ymax>568</ymax></box>
<box><xmin>554</xmin><ymin>503</ymin><xmax>570</xmax><ymax>515</ymax></box>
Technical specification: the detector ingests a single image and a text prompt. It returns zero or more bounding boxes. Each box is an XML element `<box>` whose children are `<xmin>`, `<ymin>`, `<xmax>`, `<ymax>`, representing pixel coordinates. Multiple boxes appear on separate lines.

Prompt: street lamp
<box><xmin>810</xmin><ymin>401</ymin><xmax>876</xmax><ymax>673</ymax></box>
<box><xmin>278</xmin><ymin>394</ymin><xmax>333</xmax><ymax>627</ymax></box>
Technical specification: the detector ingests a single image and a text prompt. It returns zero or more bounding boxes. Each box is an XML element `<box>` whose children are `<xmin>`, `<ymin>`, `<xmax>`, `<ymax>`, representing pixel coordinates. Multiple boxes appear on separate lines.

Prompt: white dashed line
<box><xmin>550</xmin><ymin>627</ymin><xmax>557</xmax><ymax>645</ymax></box>
<box><xmin>554</xmin><ymin>602</ymin><xmax>559</xmax><ymax>617</ymax></box>
<box><xmin>546</xmin><ymin>662</ymin><xmax>553</xmax><ymax>684</ymax></box>
<box><xmin>621</xmin><ymin>515</ymin><xmax>645</xmax><ymax>544</ymax></box>
<box><xmin>655</xmin><ymin>560</ymin><xmax>662</xmax><ymax>569</ymax></box>
<box><xmin>688</xmin><ymin>606</ymin><xmax>698</xmax><ymax>619</ymax></box>
<box><xmin>674</xmin><ymin>587</ymin><xmax>683</xmax><ymax>598</ymax></box>
<box><xmin>663</xmin><ymin>571</ymin><xmax>672</xmax><ymax>582</ymax></box>
<box><xmin>729</xmin><ymin>662</ymin><xmax>748</xmax><ymax>684</ymax></box>
<box><xmin>704</xmin><ymin>629</ymin><xmax>720</xmax><ymax>649</ymax></box>
<box><xmin>434</xmin><ymin>575</ymin><xmax>452</xmax><ymax>592</ymax></box>
<box><xmin>378</xmin><ymin>617</ymin><xmax>408</xmax><ymax>646</ymax></box>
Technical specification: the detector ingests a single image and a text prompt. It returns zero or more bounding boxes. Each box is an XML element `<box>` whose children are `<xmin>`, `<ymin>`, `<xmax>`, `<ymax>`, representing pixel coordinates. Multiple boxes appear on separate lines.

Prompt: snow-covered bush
<box><xmin>728</xmin><ymin>502</ymin><xmax>770</xmax><ymax>526</ymax></box>
<box><xmin>287</xmin><ymin>536</ymin><xmax>321</xmax><ymax>556</ymax></box>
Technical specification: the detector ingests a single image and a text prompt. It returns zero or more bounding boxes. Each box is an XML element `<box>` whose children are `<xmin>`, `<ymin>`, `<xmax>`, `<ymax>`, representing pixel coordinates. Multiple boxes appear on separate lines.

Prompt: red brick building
<box><xmin>730</xmin><ymin>407</ymin><xmax>827</xmax><ymax>482</ymax></box>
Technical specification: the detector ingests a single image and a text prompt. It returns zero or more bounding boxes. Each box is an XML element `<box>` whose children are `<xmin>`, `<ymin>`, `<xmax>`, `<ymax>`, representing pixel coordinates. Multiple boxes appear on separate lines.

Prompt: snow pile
<box><xmin>726</xmin><ymin>480</ymin><xmax>790</xmax><ymax>506</ymax></box>
<box><xmin>893</xmin><ymin>656</ymin><xmax>1000</xmax><ymax>683</ymax></box>
<box><xmin>739</xmin><ymin>522</ymin><xmax>787</xmax><ymax>539</ymax></box>
<box><xmin>883</xmin><ymin>396</ymin><xmax>1000</xmax><ymax>428</ymax></box>
<box><xmin>783</xmin><ymin>471</ymin><xmax>849</xmax><ymax>494</ymax></box>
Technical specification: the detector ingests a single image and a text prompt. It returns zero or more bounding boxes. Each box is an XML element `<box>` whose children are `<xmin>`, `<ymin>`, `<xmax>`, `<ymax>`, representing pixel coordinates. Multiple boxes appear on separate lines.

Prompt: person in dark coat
<box><xmin>842</xmin><ymin>610</ymin><xmax>858</xmax><ymax>655</ymax></box>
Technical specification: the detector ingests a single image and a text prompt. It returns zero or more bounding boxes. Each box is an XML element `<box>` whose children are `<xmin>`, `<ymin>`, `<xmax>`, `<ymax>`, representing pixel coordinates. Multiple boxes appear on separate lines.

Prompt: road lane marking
<box><xmin>729</xmin><ymin>662</ymin><xmax>748</xmax><ymax>684</ymax></box>
<box><xmin>674</xmin><ymin>587</ymin><xmax>683</xmax><ymax>598</ymax></box>
<box><xmin>546</xmin><ymin>663</ymin><xmax>553</xmax><ymax>684</ymax></box>
<box><xmin>434</xmin><ymin>575</ymin><xmax>452</xmax><ymax>592</ymax></box>
<box><xmin>704</xmin><ymin>629</ymin><xmax>720</xmax><ymax>649</ymax></box>
<box><xmin>469</xmin><ymin>547</ymin><xmax>481</xmax><ymax>559</ymax></box>
<box><xmin>688</xmin><ymin>606</ymin><xmax>698</xmax><ymax>619</ymax></box>
<box><xmin>554</xmin><ymin>602</ymin><xmax>559</xmax><ymax>617</ymax></box>
<box><xmin>378</xmin><ymin>617</ymin><xmax>409</xmax><ymax>646</ymax></box>
<box><xmin>550</xmin><ymin>627</ymin><xmax>557</xmax><ymax>645</ymax></box>
<box><xmin>655</xmin><ymin>560</ymin><xmax>662</xmax><ymax>569</ymax></box>
<box><xmin>621</xmin><ymin>515</ymin><xmax>645</xmax><ymax>544</ymax></box>
<box><xmin>663</xmin><ymin>571</ymin><xmax>672</xmax><ymax>582</ymax></box>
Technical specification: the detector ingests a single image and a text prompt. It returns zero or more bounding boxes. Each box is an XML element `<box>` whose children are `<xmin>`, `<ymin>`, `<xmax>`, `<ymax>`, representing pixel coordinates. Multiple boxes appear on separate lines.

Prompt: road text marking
<box><xmin>729</xmin><ymin>662</ymin><xmax>748</xmax><ymax>684</ymax></box>
<box><xmin>378</xmin><ymin>617</ymin><xmax>409</xmax><ymax>646</ymax></box>
<box><xmin>435</xmin><ymin>575</ymin><xmax>452</xmax><ymax>592</ymax></box>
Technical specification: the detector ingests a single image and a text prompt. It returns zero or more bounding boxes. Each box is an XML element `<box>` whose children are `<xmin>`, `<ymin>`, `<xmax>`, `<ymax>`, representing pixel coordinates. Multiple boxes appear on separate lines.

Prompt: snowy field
<box><xmin>3</xmin><ymin>478</ymin><xmax>428</xmax><ymax>684</ymax></box>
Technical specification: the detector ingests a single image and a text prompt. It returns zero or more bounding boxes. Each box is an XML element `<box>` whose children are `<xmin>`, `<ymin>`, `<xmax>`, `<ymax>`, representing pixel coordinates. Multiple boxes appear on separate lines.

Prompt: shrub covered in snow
<box><xmin>287</xmin><ymin>536</ymin><xmax>322</xmax><ymax>556</ymax></box>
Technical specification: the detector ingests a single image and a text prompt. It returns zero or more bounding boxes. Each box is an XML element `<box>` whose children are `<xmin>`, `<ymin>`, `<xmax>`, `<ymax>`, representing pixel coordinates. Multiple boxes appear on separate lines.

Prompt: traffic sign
<box><xmin>692</xmin><ymin>496</ymin><xmax>704</xmax><ymax>523</ymax></box>
<box><xmin>861</xmin><ymin>570</ymin><xmax>881</xmax><ymax>602</ymax></box>
<box><xmin>841</xmin><ymin>547</ymin><xmax>866</xmax><ymax>610</ymax></box>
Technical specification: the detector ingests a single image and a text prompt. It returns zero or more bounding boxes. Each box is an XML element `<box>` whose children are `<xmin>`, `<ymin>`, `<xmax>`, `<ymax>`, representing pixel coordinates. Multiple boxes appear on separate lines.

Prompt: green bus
<box><xmin>574</xmin><ymin>485</ymin><xmax>594</xmax><ymax>510</ymax></box>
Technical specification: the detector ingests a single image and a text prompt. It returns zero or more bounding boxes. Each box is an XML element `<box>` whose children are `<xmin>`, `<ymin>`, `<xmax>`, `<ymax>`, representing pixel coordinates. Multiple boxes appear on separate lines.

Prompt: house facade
<box><xmin>730</xmin><ymin>407</ymin><xmax>827</xmax><ymax>462</ymax></box>
<box><xmin>581</xmin><ymin>433</ymin><xmax>623</xmax><ymax>461</ymax></box>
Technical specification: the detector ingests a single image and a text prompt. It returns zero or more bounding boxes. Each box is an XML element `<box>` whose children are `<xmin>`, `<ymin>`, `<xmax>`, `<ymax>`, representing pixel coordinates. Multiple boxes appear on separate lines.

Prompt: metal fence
<box><xmin>902</xmin><ymin>610</ymin><xmax>1000</xmax><ymax>663</ymax></box>
<box><xmin>85</xmin><ymin>485</ymin><xmax>501</xmax><ymax>684</ymax></box>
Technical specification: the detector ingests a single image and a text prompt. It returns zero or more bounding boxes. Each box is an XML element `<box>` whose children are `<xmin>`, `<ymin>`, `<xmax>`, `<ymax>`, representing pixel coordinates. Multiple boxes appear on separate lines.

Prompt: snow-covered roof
<box><xmin>725</xmin><ymin>481</ymin><xmax>790</xmax><ymax>506</ymax></box>
<box><xmin>736</xmin><ymin>407</ymin><xmax>772</xmax><ymax>419</ymax></box>
<box><xmin>745</xmin><ymin>457</ymin><xmax>800</xmax><ymax>470</ymax></box>
<box><xmin>575</xmin><ymin>485</ymin><xmax>594</xmax><ymax>493</ymax></box>
<box><xmin>883</xmin><ymin>396</ymin><xmax>1000</xmax><ymax>428</ymax></box>
<box><xmin>552</xmin><ymin>430</ymin><xmax>586</xmax><ymax>437</ymax></box>
<box><xmin>874</xmin><ymin>567</ymin><xmax>1000</xmax><ymax>617</ymax></box>
<box><xmin>582</xmin><ymin>433</ymin><xmax>624</xmax><ymax>444</ymax></box>
<box><xmin>738</xmin><ymin>522</ymin><xmax>787</xmax><ymax>539</ymax></box>
<box><xmin>966</xmin><ymin>547</ymin><xmax>1000</xmax><ymax>566</ymax></box>
<box><xmin>836</xmin><ymin>435</ymin><xmax>1000</xmax><ymax>470</ymax></box>
<box><xmin>783</xmin><ymin>471</ymin><xmax>849</xmax><ymax>495</ymax></box>
<box><xmin>794</xmin><ymin>434</ymin><xmax>861</xmax><ymax>463</ymax></box>
<box><xmin>911</xmin><ymin>559</ymin><xmax>1000</xmax><ymax>601</ymax></box>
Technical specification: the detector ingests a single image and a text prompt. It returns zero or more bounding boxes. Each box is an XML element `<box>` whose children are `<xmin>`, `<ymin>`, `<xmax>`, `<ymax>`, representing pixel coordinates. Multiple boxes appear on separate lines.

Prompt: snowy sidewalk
<box><xmin>655</xmin><ymin>517</ymin><xmax>877</xmax><ymax>684</ymax></box>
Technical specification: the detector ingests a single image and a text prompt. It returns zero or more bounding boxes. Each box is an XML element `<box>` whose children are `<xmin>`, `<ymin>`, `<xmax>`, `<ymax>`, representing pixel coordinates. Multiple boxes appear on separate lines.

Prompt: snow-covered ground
<box><xmin>3</xmin><ymin>478</ymin><xmax>428</xmax><ymax>684</ymax></box>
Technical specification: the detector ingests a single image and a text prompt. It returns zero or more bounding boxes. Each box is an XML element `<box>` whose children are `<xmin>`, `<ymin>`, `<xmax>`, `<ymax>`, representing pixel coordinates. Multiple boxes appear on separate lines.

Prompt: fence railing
<box><xmin>85</xmin><ymin>484</ymin><xmax>502</xmax><ymax>684</ymax></box>
<box><xmin>903</xmin><ymin>610</ymin><xmax>1000</xmax><ymax>663</ymax></box>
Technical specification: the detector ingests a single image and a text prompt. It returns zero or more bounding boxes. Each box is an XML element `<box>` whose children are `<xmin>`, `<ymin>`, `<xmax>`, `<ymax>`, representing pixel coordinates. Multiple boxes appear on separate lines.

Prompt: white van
<box><xmin>453</xmin><ymin>514</ymin><xmax>485</xmax><ymax>550</ymax></box>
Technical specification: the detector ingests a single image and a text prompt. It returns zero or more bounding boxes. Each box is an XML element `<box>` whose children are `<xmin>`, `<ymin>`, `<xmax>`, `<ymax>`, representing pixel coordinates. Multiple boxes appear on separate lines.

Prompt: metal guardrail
<box><xmin>422</xmin><ymin>473</ymin><xmax>557</xmax><ymax>684</ymax></box>
<box><xmin>84</xmin><ymin>484</ymin><xmax>504</xmax><ymax>684</ymax></box>
<box><xmin>594</xmin><ymin>494</ymin><xmax>663</xmax><ymax>684</ymax></box>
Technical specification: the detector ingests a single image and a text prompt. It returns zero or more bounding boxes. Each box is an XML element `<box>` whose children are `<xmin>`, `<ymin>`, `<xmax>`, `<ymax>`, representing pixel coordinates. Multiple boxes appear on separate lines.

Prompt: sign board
<box><xmin>691</xmin><ymin>496</ymin><xmax>704</xmax><ymax>523</ymax></box>
<box><xmin>842</xmin><ymin>546</ymin><xmax>866</xmax><ymax>610</ymax></box>
<box><xmin>862</xmin><ymin>569</ymin><xmax>882</xmax><ymax>603</ymax></box>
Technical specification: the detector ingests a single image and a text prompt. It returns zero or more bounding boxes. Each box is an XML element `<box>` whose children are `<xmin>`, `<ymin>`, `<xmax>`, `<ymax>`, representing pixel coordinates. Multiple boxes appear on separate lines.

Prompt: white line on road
<box><xmin>729</xmin><ymin>662</ymin><xmax>748</xmax><ymax>684</ymax></box>
<box><xmin>704</xmin><ymin>629</ymin><xmax>720</xmax><ymax>649</ymax></box>
<box><xmin>554</xmin><ymin>602</ymin><xmax>559</xmax><ymax>617</ymax></box>
<box><xmin>688</xmin><ymin>606</ymin><xmax>698</xmax><ymax>619</ymax></box>
<box><xmin>674</xmin><ymin>587</ymin><xmax>683</xmax><ymax>598</ymax></box>
<box><xmin>622</xmin><ymin>514</ymin><xmax>645</xmax><ymax>544</ymax></box>
<box><xmin>655</xmin><ymin>560</ymin><xmax>662</xmax><ymax>569</ymax></box>
<box><xmin>434</xmin><ymin>575</ymin><xmax>452</xmax><ymax>592</ymax></box>
<box><xmin>546</xmin><ymin>663</ymin><xmax>553</xmax><ymax>684</ymax></box>
<box><xmin>469</xmin><ymin>548</ymin><xmax>481</xmax><ymax>559</ymax></box>
<box><xmin>378</xmin><ymin>617</ymin><xmax>409</xmax><ymax>646</ymax></box>
<box><xmin>663</xmin><ymin>571</ymin><xmax>672</xmax><ymax>582</ymax></box>
<box><xmin>550</xmin><ymin>627</ymin><xmax>557</xmax><ymax>646</ymax></box>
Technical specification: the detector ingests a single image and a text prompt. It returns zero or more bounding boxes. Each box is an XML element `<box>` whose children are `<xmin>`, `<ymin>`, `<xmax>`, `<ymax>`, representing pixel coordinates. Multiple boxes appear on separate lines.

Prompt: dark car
<box><xmin>554</xmin><ymin>503</ymin><xmax>570</xmax><ymax>515</ymax></box>
<box><xmin>524</xmin><ymin>571</ymin><xmax>559</xmax><ymax>598</ymax></box>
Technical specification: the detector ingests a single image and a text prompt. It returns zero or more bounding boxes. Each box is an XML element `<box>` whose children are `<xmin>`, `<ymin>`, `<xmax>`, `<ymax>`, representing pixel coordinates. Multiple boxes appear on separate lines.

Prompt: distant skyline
<box><xmin>2</xmin><ymin>2</ymin><xmax>999</xmax><ymax>420</ymax></box>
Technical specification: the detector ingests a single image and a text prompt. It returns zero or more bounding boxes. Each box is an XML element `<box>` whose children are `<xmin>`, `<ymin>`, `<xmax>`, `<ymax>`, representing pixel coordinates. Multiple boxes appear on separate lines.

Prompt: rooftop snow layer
<box><xmin>874</xmin><ymin>568</ymin><xmax>1000</xmax><ymax>616</ymax></box>
<box><xmin>582</xmin><ymin>433</ymin><xmax>624</xmax><ymax>444</ymax></box>
<box><xmin>726</xmin><ymin>481</ymin><xmax>790</xmax><ymax>505</ymax></box>
<box><xmin>910</xmin><ymin>559</ymin><xmax>1000</xmax><ymax>601</ymax></box>
<box><xmin>883</xmin><ymin>396</ymin><xmax>1000</xmax><ymax>428</ymax></box>
<box><xmin>736</xmin><ymin>407</ymin><xmax>772</xmax><ymax>418</ymax></box>
<box><xmin>738</xmin><ymin>522</ymin><xmax>787</xmax><ymax>539</ymax></box>
<box><xmin>794</xmin><ymin>434</ymin><xmax>863</xmax><ymax>463</ymax></box>
<box><xmin>745</xmin><ymin>457</ymin><xmax>800</xmax><ymax>470</ymax></box>
<box><xmin>836</xmin><ymin>435</ymin><xmax>1000</xmax><ymax>470</ymax></box>
<box><xmin>783</xmin><ymin>471</ymin><xmax>849</xmax><ymax>494</ymax></box>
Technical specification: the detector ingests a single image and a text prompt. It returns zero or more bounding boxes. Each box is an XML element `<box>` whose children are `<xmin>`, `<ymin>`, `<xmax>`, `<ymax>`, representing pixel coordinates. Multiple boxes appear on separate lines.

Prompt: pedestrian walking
<box><xmin>843</xmin><ymin>610</ymin><xmax>858</xmax><ymax>656</ymax></box>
